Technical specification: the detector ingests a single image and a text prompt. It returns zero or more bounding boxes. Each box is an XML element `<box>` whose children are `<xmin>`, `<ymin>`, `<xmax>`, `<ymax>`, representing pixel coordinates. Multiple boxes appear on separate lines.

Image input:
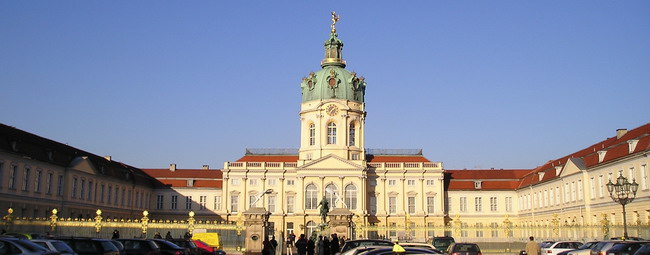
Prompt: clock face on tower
<box><xmin>326</xmin><ymin>104</ymin><xmax>339</xmax><ymax>116</ymax></box>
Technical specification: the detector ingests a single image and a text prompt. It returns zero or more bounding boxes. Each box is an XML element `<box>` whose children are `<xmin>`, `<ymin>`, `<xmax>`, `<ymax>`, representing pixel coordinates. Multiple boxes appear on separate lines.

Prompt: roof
<box><xmin>236</xmin><ymin>153</ymin><xmax>432</xmax><ymax>163</ymax></box>
<box><xmin>446</xmin><ymin>169</ymin><xmax>530</xmax><ymax>191</ymax></box>
<box><xmin>0</xmin><ymin>123</ymin><xmax>161</xmax><ymax>187</ymax></box>
<box><xmin>142</xmin><ymin>169</ymin><xmax>223</xmax><ymax>188</ymax></box>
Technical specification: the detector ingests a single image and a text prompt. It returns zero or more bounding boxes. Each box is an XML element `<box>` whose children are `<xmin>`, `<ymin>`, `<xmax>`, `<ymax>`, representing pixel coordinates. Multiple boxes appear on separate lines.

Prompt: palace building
<box><xmin>1</xmin><ymin>13</ymin><xmax>649</xmax><ymax>242</ymax></box>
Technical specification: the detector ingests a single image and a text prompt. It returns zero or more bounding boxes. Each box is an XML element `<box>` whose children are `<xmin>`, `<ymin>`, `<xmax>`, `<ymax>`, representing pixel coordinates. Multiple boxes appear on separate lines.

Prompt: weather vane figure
<box><xmin>331</xmin><ymin>11</ymin><xmax>339</xmax><ymax>34</ymax></box>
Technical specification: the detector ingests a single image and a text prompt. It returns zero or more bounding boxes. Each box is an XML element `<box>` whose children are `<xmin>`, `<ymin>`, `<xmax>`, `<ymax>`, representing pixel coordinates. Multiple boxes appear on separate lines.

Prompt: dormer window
<box><xmin>474</xmin><ymin>181</ymin><xmax>482</xmax><ymax>189</ymax></box>
<box><xmin>538</xmin><ymin>172</ymin><xmax>545</xmax><ymax>181</ymax></box>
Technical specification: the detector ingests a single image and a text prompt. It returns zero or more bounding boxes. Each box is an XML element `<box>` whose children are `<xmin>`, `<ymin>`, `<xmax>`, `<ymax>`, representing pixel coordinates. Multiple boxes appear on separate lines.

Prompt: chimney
<box><xmin>104</xmin><ymin>156</ymin><xmax>112</xmax><ymax>161</ymax></box>
<box><xmin>616</xmin><ymin>129</ymin><xmax>628</xmax><ymax>139</ymax></box>
<box><xmin>169</xmin><ymin>164</ymin><xmax>177</xmax><ymax>172</ymax></box>
<box><xmin>202</xmin><ymin>165</ymin><xmax>209</xmax><ymax>170</ymax></box>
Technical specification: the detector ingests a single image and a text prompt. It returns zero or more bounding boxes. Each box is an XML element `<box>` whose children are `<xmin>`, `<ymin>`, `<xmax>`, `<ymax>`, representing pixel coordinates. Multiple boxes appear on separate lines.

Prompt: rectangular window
<box><xmin>427</xmin><ymin>196</ymin><xmax>435</xmax><ymax>214</ymax></box>
<box><xmin>426</xmin><ymin>180</ymin><xmax>435</xmax><ymax>186</ymax></box>
<box><xmin>87</xmin><ymin>181</ymin><xmax>93</xmax><ymax>202</ymax></box>
<box><xmin>22</xmin><ymin>167</ymin><xmax>30</xmax><ymax>191</ymax></box>
<box><xmin>46</xmin><ymin>173</ymin><xmax>53</xmax><ymax>195</ymax></box>
<box><xmin>249</xmin><ymin>178</ymin><xmax>257</xmax><ymax>186</ymax></box>
<box><xmin>388</xmin><ymin>180</ymin><xmax>396</xmax><ymax>186</ymax></box>
<box><xmin>72</xmin><ymin>177</ymin><xmax>80</xmax><ymax>198</ymax></box>
<box><xmin>349</xmin><ymin>123</ymin><xmax>356</xmax><ymax>146</ymax></box>
<box><xmin>590</xmin><ymin>177</ymin><xmax>595</xmax><ymax>199</ymax></box>
<box><xmin>100</xmin><ymin>184</ymin><xmax>105</xmax><ymax>203</ymax></box>
<box><xmin>598</xmin><ymin>175</ymin><xmax>604</xmax><ymax>198</ymax></box>
<box><xmin>476</xmin><ymin>223</ymin><xmax>483</xmax><ymax>237</ymax></box>
<box><xmin>200</xmin><ymin>196</ymin><xmax>207</xmax><ymax>210</ymax></box>
<box><xmin>268</xmin><ymin>196</ymin><xmax>276</xmax><ymax>212</ymax></box>
<box><xmin>577</xmin><ymin>180</ymin><xmax>583</xmax><ymax>201</ymax></box>
<box><xmin>389</xmin><ymin>222</ymin><xmax>397</xmax><ymax>238</ymax></box>
<box><xmin>460</xmin><ymin>197</ymin><xmax>467</xmax><ymax>212</ymax></box>
<box><xmin>127</xmin><ymin>190</ymin><xmax>131</xmax><ymax>206</ymax></box>
<box><xmin>231</xmin><ymin>178</ymin><xmax>240</xmax><ymax>185</ymax></box>
<box><xmin>571</xmin><ymin>182</ymin><xmax>576</xmax><ymax>202</ymax></box>
<box><xmin>475</xmin><ymin>197</ymin><xmax>482</xmax><ymax>212</ymax></box>
<box><xmin>171</xmin><ymin>195</ymin><xmax>178</xmax><ymax>210</ymax></box>
<box><xmin>214</xmin><ymin>196</ymin><xmax>222</xmax><ymax>210</ymax></box>
<box><xmin>9</xmin><ymin>165</ymin><xmax>17</xmax><ymax>189</ymax></box>
<box><xmin>642</xmin><ymin>164</ymin><xmax>648</xmax><ymax>190</ymax></box>
<box><xmin>34</xmin><ymin>170</ymin><xmax>42</xmax><ymax>193</ymax></box>
<box><xmin>80</xmin><ymin>179</ymin><xmax>85</xmax><ymax>200</ymax></box>
<box><xmin>408</xmin><ymin>197</ymin><xmax>416</xmax><ymax>214</ymax></box>
<box><xmin>564</xmin><ymin>183</ymin><xmax>570</xmax><ymax>202</ymax></box>
<box><xmin>427</xmin><ymin>222</ymin><xmax>434</xmax><ymax>237</ymax></box>
<box><xmin>287</xmin><ymin>179</ymin><xmax>295</xmax><ymax>186</ymax></box>
<box><xmin>490</xmin><ymin>197</ymin><xmax>497</xmax><ymax>212</ymax></box>
<box><xmin>629</xmin><ymin>167</ymin><xmax>635</xmax><ymax>181</ymax></box>
<box><xmin>231</xmin><ymin>195</ymin><xmax>239</xmax><ymax>213</ymax></box>
<box><xmin>309</xmin><ymin>124</ymin><xmax>315</xmax><ymax>146</ymax></box>
<box><xmin>388</xmin><ymin>197</ymin><xmax>397</xmax><ymax>214</ymax></box>
<box><xmin>407</xmin><ymin>180</ymin><xmax>416</xmax><ymax>186</ymax></box>
<box><xmin>115</xmin><ymin>187</ymin><xmax>120</xmax><ymax>206</ymax></box>
<box><xmin>490</xmin><ymin>222</ymin><xmax>499</xmax><ymax>237</ymax></box>
<box><xmin>286</xmin><ymin>195</ymin><xmax>295</xmax><ymax>214</ymax></box>
<box><xmin>447</xmin><ymin>198</ymin><xmax>452</xmax><ymax>213</ymax></box>
<box><xmin>549</xmin><ymin>188</ymin><xmax>554</xmax><ymax>206</ymax></box>
<box><xmin>185</xmin><ymin>196</ymin><xmax>193</xmax><ymax>210</ymax></box>
<box><xmin>555</xmin><ymin>186</ymin><xmax>560</xmax><ymax>205</ymax></box>
<box><xmin>505</xmin><ymin>197</ymin><xmax>512</xmax><ymax>212</ymax></box>
<box><xmin>327</xmin><ymin>123</ymin><xmax>336</xmax><ymax>144</ymax></box>
<box><xmin>157</xmin><ymin>195</ymin><xmax>164</xmax><ymax>209</ymax></box>
<box><xmin>369</xmin><ymin>196</ymin><xmax>377</xmax><ymax>214</ymax></box>
<box><xmin>268</xmin><ymin>179</ymin><xmax>276</xmax><ymax>186</ymax></box>
<box><xmin>107</xmin><ymin>185</ymin><xmax>111</xmax><ymax>202</ymax></box>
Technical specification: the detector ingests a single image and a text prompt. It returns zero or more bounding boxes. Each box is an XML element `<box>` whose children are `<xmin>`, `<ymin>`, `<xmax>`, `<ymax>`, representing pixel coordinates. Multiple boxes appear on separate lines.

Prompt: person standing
<box><xmin>263</xmin><ymin>236</ymin><xmax>272</xmax><ymax>255</ymax></box>
<box><xmin>317</xmin><ymin>236</ymin><xmax>325</xmax><ymax>255</ymax></box>
<box><xmin>295</xmin><ymin>234</ymin><xmax>308</xmax><ymax>255</ymax></box>
<box><xmin>111</xmin><ymin>229</ymin><xmax>120</xmax><ymax>239</ymax></box>
<box><xmin>270</xmin><ymin>236</ymin><xmax>278</xmax><ymax>255</ymax></box>
<box><xmin>525</xmin><ymin>236</ymin><xmax>540</xmax><ymax>255</ymax></box>
<box><xmin>287</xmin><ymin>236</ymin><xmax>295</xmax><ymax>255</ymax></box>
<box><xmin>330</xmin><ymin>234</ymin><xmax>339</xmax><ymax>255</ymax></box>
<box><xmin>307</xmin><ymin>237</ymin><xmax>316</xmax><ymax>255</ymax></box>
<box><xmin>165</xmin><ymin>231</ymin><xmax>173</xmax><ymax>240</ymax></box>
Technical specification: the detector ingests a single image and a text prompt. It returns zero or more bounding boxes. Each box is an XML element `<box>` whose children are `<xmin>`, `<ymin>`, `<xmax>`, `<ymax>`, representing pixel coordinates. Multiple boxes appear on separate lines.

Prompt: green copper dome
<box><xmin>300</xmin><ymin>12</ymin><xmax>366</xmax><ymax>103</ymax></box>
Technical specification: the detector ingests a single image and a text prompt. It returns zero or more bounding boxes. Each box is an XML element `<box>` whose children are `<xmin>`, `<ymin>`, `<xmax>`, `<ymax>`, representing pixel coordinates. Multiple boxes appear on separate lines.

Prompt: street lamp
<box><xmin>606</xmin><ymin>173</ymin><xmax>639</xmax><ymax>240</ymax></box>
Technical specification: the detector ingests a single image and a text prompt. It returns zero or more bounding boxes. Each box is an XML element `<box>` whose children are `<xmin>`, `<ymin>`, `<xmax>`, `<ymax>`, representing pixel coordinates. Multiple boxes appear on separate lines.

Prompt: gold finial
<box><xmin>331</xmin><ymin>11</ymin><xmax>339</xmax><ymax>34</ymax></box>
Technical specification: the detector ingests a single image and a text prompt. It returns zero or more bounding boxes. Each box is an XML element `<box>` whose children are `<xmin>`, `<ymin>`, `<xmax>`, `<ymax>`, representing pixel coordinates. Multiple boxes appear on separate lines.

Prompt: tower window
<box><xmin>309</xmin><ymin>123</ymin><xmax>315</xmax><ymax>146</ymax></box>
<box><xmin>349</xmin><ymin>123</ymin><xmax>355</xmax><ymax>146</ymax></box>
<box><xmin>327</xmin><ymin>122</ymin><xmax>337</xmax><ymax>144</ymax></box>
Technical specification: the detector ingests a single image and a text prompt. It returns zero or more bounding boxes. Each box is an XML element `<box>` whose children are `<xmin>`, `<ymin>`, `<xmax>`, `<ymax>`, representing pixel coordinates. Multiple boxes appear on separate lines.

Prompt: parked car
<box><xmin>444</xmin><ymin>242</ymin><xmax>481</xmax><ymax>255</ymax></box>
<box><xmin>54</xmin><ymin>237</ymin><xmax>120</xmax><ymax>255</ymax></box>
<box><xmin>590</xmin><ymin>240</ymin><xmax>624</xmax><ymax>255</ymax></box>
<box><xmin>340</xmin><ymin>246</ymin><xmax>388</xmax><ymax>255</ymax></box>
<box><xmin>558</xmin><ymin>241</ymin><xmax>598</xmax><ymax>255</ymax></box>
<box><xmin>633</xmin><ymin>243</ymin><xmax>650</xmax><ymax>255</ymax></box>
<box><xmin>606</xmin><ymin>241</ymin><xmax>650</xmax><ymax>255</ymax></box>
<box><xmin>115</xmin><ymin>239</ymin><xmax>161</xmax><ymax>255</ymax></box>
<box><xmin>31</xmin><ymin>239</ymin><xmax>77</xmax><ymax>255</ymax></box>
<box><xmin>151</xmin><ymin>239</ymin><xmax>186</xmax><ymax>255</ymax></box>
<box><xmin>432</xmin><ymin>237</ymin><xmax>455</xmax><ymax>252</ymax></box>
<box><xmin>0</xmin><ymin>237</ymin><xmax>60</xmax><ymax>255</ymax></box>
<box><xmin>168</xmin><ymin>239</ymin><xmax>203</xmax><ymax>255</ymax></box>
<box><xmin>191</xmin><ymin>240</ymin><xmax>226</xmax><ymax>255</ymax></box>
<box><xmin>400</xmin><ymin>242</ymin><xmax>441</xmax><ymax>253</ymax></box>
<box><xmin>109</xmin><ymin>240</ymin><xmax>125</xmax><ymax>255</ymax></box>
<box><xmin>360</xmin><ymin>247</ymin><xmax>440</xmax><ymax>255</ymax></box>
<box><xmin>541</xmin><ymin>241</ymin><xmax>583</xmax><ymax>255</ymax></box>
<box><xmin>339</xmin><ymin>239</ymin><xmax>394</xmax><ymax>254</ymax></box>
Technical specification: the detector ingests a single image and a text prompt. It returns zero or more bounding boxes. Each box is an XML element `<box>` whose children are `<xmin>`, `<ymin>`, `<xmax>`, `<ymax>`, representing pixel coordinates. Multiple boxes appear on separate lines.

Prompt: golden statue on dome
<box><xmin>331</xmin><ymin>11</ymin><xmax>339</xmax><ymax>34</ymax></box>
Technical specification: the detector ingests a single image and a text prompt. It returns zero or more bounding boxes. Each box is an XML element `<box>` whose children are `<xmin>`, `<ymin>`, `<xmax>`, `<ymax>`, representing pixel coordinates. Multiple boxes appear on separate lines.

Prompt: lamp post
<box><xmin>606</xmin><ymin>173</ymin><xmax>639</xmax><ymax>240</ymax></box>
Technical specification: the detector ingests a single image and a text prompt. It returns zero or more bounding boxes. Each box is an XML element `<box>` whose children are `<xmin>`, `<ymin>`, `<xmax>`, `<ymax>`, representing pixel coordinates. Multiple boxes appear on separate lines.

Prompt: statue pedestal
<box><xmin>327</xmin><ymin>208</ymin><xmax>353</xmax><ymax>239</ymax></box>
<box><xmin>243</xmin><ymin>207</ymin><xmax>270</xmax><ymax>255</ymax></box>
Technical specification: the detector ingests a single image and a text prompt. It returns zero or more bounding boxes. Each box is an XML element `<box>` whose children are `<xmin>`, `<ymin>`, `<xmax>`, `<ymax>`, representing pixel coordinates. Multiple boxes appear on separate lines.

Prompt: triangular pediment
<box><xmin>69</xmin><ymin>156</ymin><xmax>97</xmax><ymax>175</ymax></box>
<box><xmin>298</xmin><ymin>154</ymin><xmax>364</xmax><ymax>171</ymax></box>
<box><xmin>561</xmin><ymin>158</ymin><xmax>586</xmax><ymax>177</ymax></box>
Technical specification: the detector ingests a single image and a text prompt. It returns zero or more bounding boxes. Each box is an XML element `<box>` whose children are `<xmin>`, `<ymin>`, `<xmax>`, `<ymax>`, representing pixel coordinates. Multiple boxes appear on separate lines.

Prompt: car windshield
<box><xmin>578</xmin><ymin>242</ymin><xmax>596</xmax><ymax>249</ymax></box>
<box><xmin>434</xmin><ymin>239</ymin><xmax>452</xmax><ymax>246</ymax></box>
<box><xmin>100</xmin><ymin>240</ymin><xmax>119</xmax><ymax>252</ymax></box>
<box><xmin>52</xmin><ymin>241</ymin><xmax>75</xmax><ymax>252</ymax></box>
<box><xmin>15</xmin><ymin>239</ymin><xmax>50</xmax><ymax>252</ymax></box>
<box><xmin>541</xmin><ymin>242</ymin><xmax>554</xmax><ymax>248</ymax></box>
<box><xmin>453</xmin><ymin>244</ymin><xmax>479</xmax><ymax>252</ymax></box>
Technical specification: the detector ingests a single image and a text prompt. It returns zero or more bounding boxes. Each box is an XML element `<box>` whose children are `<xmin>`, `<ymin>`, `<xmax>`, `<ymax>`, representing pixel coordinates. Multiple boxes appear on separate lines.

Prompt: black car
<box><xmin>362</xmin><ymin>247</ymin><xmax>440</xmax><ymax>255</ymax></box>
<box><xmin>116</xmin><ymin>238</ymin><xmax>161</xmax><ymax>255</ymax></box>
<box><xmin>432</xmin><ymin>237</ymin><xmax>455</xmax><ymax>252</ymax></box>
<box><xmin>634</xmin><ymin>243</ymin><xmax>650</xmax><ymax>255</ymax></box>
<box><xmin>151</xmin><ymin>239</ymin><xmax>187</xmax><ymax>255</ymax></box>
<box><xmin>168</xmin><ymin>239</ymin><xmax>211</xmax><ymax>255</ymax></box>
<box><xmin>54</xmin><ymin>237</ymin><xmax>120</xmax><ymax>255</ymax></box>
<box><xmin>445</xmin><ymin>243</ymin><xmax>481</xmax><ymax>255</ymax></box>
<box><xmin>607</xmin><ymin>241</ymin><xmax>650</xmax><ymax>255</ymax></box>
<box><xmin>0</xmin><ymin>237</ymin><xmax>59</xmax><ymax>255</ymax></box>
<box><xmin>339</xmin><ymin>239</ymin><xmax>394</xmax><ymax>254</ymax></box>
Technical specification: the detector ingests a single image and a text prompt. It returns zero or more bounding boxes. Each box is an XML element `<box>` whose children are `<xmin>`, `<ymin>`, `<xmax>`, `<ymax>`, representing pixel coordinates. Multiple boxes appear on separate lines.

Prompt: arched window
<box><xmin>325</xmin><ymin>184</ymin><xmax>337</xmax><ymax>209</ymax></box>
<box><xmin>306</xmin><ymin>221</ymin><xmax>317</xmax><ymax>239</ymax></box>
<box><xmin>327</xmin><ymin>122</ymin><xmax>337</xmax><ymax>144</ymax></box>
<box><xmin>348</xmin><ymin>123</ymin><xmax>355</xmax><ymax>146</ymax></box>
<box><xmin>309</xmin><ymin>123</ymin><xmax>316</xmax><ymax>146</ymax></box>
<box><xmin>305</xmin><ymin>184</ymin><xmax>318</xmax><ymax>209</ymax></box>
<box><xmin>345</xmin><ymin>184</ymin><xmax>357</xmax><ymax>210</ymax></box>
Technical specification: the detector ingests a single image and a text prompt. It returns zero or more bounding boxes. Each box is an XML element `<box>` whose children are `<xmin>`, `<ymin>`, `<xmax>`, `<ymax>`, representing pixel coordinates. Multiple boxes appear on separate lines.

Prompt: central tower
<box><xmin>298</xmin><ymin>12</ymin><xmax>367</xmax><ymax>164</ymax></box>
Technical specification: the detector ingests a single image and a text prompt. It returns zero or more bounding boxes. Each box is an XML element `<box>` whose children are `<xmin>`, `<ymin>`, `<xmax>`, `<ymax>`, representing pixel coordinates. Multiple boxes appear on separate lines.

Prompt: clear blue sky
<box><xmin>2</xmin><ymin>1</ymin><xmax>649</xmax><ymax>170</ymax></box>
